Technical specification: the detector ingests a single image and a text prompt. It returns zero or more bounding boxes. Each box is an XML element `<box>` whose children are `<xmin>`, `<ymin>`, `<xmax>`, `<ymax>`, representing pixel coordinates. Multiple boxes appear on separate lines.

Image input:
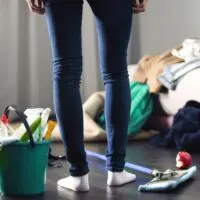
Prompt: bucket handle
<box><xmin>4</xmin><ymin>105</ymin><xmax>35</xmax><ymax>148</ymax></box>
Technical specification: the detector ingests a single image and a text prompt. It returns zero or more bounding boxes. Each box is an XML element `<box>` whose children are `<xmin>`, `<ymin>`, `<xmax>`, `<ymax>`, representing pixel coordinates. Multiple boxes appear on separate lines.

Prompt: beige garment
<box><xmin>50</xmin><ymin>92</ymin><xmax>106</xmax><ymax>142</ymax></box>
<box><xmin>51</xmin><ymin>91</ymin><xmax>157</xmax><ymax>142</ymax></box>
<box><xmin>133</xmin><ymin>48</ymin><xmax>183</xmax><ymax>93</ymax></box>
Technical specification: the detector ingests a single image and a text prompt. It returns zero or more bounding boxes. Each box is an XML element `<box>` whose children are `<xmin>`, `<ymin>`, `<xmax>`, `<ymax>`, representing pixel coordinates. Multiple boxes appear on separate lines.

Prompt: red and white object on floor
<box><xmin>176</xmin><ymin>151</ymin><xmax>192</xmax><ymax>169</ymax></box>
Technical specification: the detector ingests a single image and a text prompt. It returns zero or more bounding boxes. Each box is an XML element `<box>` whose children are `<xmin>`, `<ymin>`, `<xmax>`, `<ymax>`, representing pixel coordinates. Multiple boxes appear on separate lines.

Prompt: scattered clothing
<box><xmin>158</xmin><ymin>38</ymin><xmax>200</xmax><ymax>90</ymax></box>
<box><xmin>133</xmin><ymin>38</ymin><xmax>200</xmax><ymax>93</ymax></box>
<box><xmin>96</xmin><ymin>82</ymin><xmax>153</xmax><ymax>137</ymax></box>
<box><xmin>133</xmin><ymin>48</ymin><xmax>183</xmax><ymax>93</ymax></box>
<box><xmin>172</xmin><ymin>38</ymin><xmax>200</xmax><ymax>62</ymax></box>
<box><xmin>151</xmin><ymin>100</ymin><xmax>200</xmax><ymax>152</ymax></box>
<box><xmin>158</xmin><ymin>58</ymin><xmax>200</xmax><ymax>90</ymax></box>
<box><xmin>50</xmin><ymin>89</ymin><xmax>155</xmax><ymax>143</ymax></box>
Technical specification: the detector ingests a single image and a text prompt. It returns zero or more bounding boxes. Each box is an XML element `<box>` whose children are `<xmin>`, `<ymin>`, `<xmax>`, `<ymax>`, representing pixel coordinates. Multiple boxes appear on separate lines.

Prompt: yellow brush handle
<box><xmin>44</xmin><ymin>120</ymin><xmax>56</xmax><ymax>140</ymax></box>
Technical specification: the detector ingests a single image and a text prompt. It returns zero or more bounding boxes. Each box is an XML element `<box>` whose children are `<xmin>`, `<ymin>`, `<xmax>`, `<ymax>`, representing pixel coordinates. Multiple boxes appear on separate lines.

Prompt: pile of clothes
<box><xmin>151</xmin><ymin>100</ymin><xmax>200</xmax><ymax>153</ymax></box>
<box><xmin>133</xmin><ymin>38</ymin><xmax>200</xmax><ymax>93</ymax></box>
<box><xmin>51</xmin><ymin>38</ymin><xmax>200</xmax><ymax>145</ymax></box>
<box><xmin>130</xmin><ymin>38</ymin><xmax>200</xmax><ymax>152</ymax></box>
<box><xmin>82</xmin><ymin>82</ymin><xmax>155</xmax><ymax>142</ymax></box>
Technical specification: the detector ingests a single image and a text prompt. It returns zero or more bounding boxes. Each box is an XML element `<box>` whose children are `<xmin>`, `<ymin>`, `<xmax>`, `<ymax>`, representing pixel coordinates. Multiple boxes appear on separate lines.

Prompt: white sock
<box><xmin>107</xmin><ymin>170</ymin><xmax>136</xmax><ymax>186</ymax></box>
<box><xmin>57</xmin><ymin>173</ymin><xmax>89</xmax><ymax>192</ymax></box>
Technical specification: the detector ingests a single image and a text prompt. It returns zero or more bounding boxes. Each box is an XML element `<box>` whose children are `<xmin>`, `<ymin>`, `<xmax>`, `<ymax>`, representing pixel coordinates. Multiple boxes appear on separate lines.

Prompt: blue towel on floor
<box><xmin>138</xmin><ymin>166</ymin><xmax>197</xmax><ymax>192</ymax></box>
<box><xmin>151</xmin><ymin>100</ymin><xmax>200</xmax><ymax>152</ymax></box>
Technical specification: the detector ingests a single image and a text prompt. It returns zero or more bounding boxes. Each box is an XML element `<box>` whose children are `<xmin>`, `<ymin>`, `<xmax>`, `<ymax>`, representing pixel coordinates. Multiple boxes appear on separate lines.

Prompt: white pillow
<box><xmin>159</xmin><ymin>68</ymin><xmax>200</xmax><ymax>115</ymax></box>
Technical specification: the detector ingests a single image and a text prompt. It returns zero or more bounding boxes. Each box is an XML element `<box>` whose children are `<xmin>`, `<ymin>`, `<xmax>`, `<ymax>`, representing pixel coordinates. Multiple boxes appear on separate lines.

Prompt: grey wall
<box><xmin>1</xmin><ymin>0</ymin><xmax>200</xmax><ymax>112</ymax></box>
<box><xmin>0</xmin><ymin>0</ymin><xmax>53</xmax><ymax>112</ymax></box>
<box><xmin>82</xmin><ymin>2</ymin><xmax>100</xmax><ymax>99</ymax></box>
<box><xmin>0</xmin><ymin>0</ymin><xmax>19</xmax><ymax>111</ymax></box>
<box><xmin>129</xmin><ymin>0</ymin><xmax>200</xmax><ymax>63</ymax></box>
<box><xmin>0</xmin><ymin>0</ymin><xmax>99</xmax><ymax>112</ymax></box>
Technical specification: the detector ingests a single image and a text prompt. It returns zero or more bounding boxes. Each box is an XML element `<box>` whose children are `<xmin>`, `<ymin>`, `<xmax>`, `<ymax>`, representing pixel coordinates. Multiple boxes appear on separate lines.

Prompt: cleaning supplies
<box><xmin>0</xmin><ymin>105</ymin><xmax>51</xmax><ymax>197</ymax></box>
<box><xmin>24</xmin><ymin>108</ymin><xmax>44</xmax><ymax>117</ymax></box>
<box><xmin>0</xmin><ymin>123</ymin><xmax>9</xmax><ymax>137</ymax></box>
<box><xmin>86</xmin><ymin>150</ymin><xmax>197</xmax><ymax>192</ymax></box>
<box><xmin>0</xmin><ymin>114</ymin><xmax>15</xmax><ymax>137</ymax></box>
<box><xmin>0</xmin><ymin>136</ymin><xmax>19</xmax><ymax>147</ymax></box>
<box><xmin>41</xmin><ymin>108</ymin><xmax>51</xmax><ymax>138</ymax></box>
<box><xmin>0</xmin><ymin>106</ymin><xmax>54</xmax><ymax>144</ymax></box>
<box><xmin>8</xmin><ymin>108</ymin><xmax>52</xmax><ymax>142</ymax></box>
<box><xmin>0</xmin><ymin>122</ymin><xmax>18</xmax><ymax>147</ymax></box>
<box><xmin>15</xmin><ymin>115</ymin><xmax>42</xmax><ymax>142</ymax></box>
<box><xmin>43</xmin><ymin>121</ymin><xmax>56</xmax><ymax>141</ymax></box>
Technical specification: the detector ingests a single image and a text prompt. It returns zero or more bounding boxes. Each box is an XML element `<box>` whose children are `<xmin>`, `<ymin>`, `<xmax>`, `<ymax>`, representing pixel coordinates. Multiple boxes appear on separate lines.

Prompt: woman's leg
<box><xmin>43</xmin><ymin>0</ymin><xmax>89</xmax><ymax>191</ymax></box>
<box><xmin>88</xmin><ymin>0</ymin><xmax>135</xmax><ymax>186</ymax></box>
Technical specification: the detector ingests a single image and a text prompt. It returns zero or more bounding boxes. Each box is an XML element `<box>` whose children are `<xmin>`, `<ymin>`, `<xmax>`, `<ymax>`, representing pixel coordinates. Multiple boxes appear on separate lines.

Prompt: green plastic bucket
<box><xmin>0</xmin><ymin>105</ymin><xmax>50</xmax><ymax>196</ymax></box>
<box><xmin>0</xmin><ymin>141</ymin><xmax>50</xmax><ymax>196</ymax></box>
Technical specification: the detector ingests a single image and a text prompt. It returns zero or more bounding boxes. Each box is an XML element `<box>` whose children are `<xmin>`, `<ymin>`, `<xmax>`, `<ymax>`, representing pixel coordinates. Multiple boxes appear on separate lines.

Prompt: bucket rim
<box><xmin>6</xmin><ymin>140</ymin><xmax>51</xmax><ymax>146</ymax></box>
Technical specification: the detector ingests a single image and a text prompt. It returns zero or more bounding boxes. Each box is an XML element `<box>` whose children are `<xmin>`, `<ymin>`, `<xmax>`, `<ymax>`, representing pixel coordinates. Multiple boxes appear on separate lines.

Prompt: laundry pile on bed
<box><xmin>131</xmin><ymin>38</ymin><xmax>200</xmax><ymax>152</ymax></box>
<box><xmin>133</xmin><ymin>38</ymin><xmax>200</xmax><ymax>93</ymax></box>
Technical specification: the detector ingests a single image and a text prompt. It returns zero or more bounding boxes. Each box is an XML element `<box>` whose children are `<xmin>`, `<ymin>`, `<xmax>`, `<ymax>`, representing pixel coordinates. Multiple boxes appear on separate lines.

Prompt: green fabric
<box><xmin>96</xmin><ymin>82</ymin><xmax>153</xmax><ymax>136</ymax></box>
<box><xmin>0</xmin><ymin>141</ymin><xmax>50</xmax><ymax>196</ymax></box>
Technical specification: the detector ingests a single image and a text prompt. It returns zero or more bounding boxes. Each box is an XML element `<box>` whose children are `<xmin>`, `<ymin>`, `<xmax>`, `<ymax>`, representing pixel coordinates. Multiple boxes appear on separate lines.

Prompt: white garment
<box><xmin>0</xmin><ymin>136</ymin><xmax>18</xmax><ymax>147</ymax></box>
<box><xmin>159</xmin><ymin>68</ymin><xmax>200</xmax><ymax>115</ymax></box>
<box><xmin>172</xmin><ymin>38</ymin><xmax>200</xmax><ymax>62</ymax></box>
<box><xmin>158</xmin><ymin>58</ymin><xmax>200</xmax><ymax>90</ymax></box>
<box><xmin>0</xmin><ymin>124</ymin><xmax>9</xmax><ymax>137</ymax></box>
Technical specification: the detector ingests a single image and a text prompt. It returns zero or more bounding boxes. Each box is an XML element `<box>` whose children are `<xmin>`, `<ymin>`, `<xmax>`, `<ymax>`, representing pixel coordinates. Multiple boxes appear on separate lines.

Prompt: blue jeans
<box><xmin>43</xmin><ymin>0</ymin><xmax>133</xmax><ymax>177</ymax></box>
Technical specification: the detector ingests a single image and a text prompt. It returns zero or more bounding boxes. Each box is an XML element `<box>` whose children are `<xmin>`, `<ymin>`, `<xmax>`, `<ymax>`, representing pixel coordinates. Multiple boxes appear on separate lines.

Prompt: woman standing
<box><xmin>26</xmin><ymin>0</ymin><xmax>148</xmax><ymax>192</ymax></box>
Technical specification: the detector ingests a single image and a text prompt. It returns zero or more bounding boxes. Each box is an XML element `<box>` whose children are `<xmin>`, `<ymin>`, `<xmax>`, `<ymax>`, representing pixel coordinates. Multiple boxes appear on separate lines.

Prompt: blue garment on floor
<box><xmin>151</xmin><ymin>100</ymin><xmax>200</xmax><ymax>152</ymax></box>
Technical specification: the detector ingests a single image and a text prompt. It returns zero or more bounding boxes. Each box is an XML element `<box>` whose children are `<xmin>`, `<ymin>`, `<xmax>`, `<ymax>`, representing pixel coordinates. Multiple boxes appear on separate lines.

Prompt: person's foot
<box><xmin>107</xmin><ymin>170</ymin><xmax>136</xmax><ymax>186</ymax></box>
<box><xmin>57</xmin><ymin>173</ymin><xmax>89</xmax><ymax>192</ymax></box>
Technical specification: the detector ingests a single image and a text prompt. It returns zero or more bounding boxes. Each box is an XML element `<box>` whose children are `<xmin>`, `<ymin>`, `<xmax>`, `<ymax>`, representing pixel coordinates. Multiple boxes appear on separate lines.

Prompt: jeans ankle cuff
<box><xmin>70</xmin><ymin>168</ymin><xmax>89</xmax><ymax>177</ymax></box>
<box><xmin>106</xmin><ymin>166</ymin><xmax>124</xmax><ymax>172</ymax></box>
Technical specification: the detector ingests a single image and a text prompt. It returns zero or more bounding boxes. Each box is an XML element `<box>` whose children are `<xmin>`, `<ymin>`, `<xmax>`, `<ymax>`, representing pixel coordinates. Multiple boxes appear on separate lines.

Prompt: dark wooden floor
<box><xmin>1</xmin><ymin>141</ymin><xmax>200</xmax><ymax>200</ymax></box>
